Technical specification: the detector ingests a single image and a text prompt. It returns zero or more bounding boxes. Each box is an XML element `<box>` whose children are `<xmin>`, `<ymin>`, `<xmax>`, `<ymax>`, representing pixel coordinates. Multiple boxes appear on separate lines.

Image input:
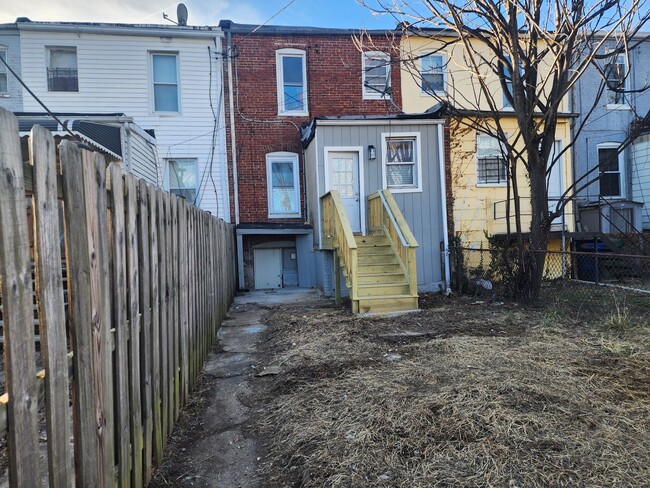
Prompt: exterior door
<box><xmin>327</xmin><ymin>151</ymin><xmax>361</xmax><ymax>232</ymax></box>
<box><xmin>254</xmin><ymin>248</ymin><xmax>282</xmax><ymax>289</ymax></box>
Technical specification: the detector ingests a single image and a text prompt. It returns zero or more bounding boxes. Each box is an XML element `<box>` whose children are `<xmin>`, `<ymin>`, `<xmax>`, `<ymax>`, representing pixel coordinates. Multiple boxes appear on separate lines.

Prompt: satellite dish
<box><xmin>177</xmin><ymin>3</ymin><xmax>188</xmax><ymax>26</ymax></box>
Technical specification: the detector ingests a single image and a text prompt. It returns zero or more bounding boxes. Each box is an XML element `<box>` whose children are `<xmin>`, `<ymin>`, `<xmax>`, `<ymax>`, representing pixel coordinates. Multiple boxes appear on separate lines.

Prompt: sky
<box><xmin>0</xmin><ymin>0</ymin><xmax>402</xmax><ymax>30</ymax></box>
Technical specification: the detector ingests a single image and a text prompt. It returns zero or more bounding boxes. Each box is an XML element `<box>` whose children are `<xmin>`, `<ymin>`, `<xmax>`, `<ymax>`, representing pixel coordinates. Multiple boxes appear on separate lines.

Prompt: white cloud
<box><xmin>0</xmin><ymin>0</ymin><xmax>265</xmax><ymax>26</ymax></box>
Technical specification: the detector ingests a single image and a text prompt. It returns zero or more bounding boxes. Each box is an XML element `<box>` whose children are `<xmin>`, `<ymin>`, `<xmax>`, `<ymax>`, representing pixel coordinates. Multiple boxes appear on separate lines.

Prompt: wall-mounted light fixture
<box><xmin>368</xmin><ymin>145</ymin><xmax>376</xmax><ymax>160</ymax></box>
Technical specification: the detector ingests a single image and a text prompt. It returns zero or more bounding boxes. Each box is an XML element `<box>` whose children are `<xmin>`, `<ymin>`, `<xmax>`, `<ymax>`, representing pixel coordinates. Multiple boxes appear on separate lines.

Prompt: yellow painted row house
<box><xmin>399</xmin><ymin>31</ymin><xmax>575</xmax><ymax>251</ymax></box>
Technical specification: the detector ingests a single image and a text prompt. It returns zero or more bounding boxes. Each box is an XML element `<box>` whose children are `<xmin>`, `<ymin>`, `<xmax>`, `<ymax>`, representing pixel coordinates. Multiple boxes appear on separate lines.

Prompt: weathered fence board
<box><xmin>0</xmin><ymin>111</ymin><xmax>237</xmax><ymax>487</ymax></box>
<box><xmin>30</xmin><ymin>125</ymin><xmax>74</xmax><ymax>488</ymax></box>
<box><xmin>0</xmin><ymin>107</ymin><xmax>41</xmax><ymax>488</ymax></box>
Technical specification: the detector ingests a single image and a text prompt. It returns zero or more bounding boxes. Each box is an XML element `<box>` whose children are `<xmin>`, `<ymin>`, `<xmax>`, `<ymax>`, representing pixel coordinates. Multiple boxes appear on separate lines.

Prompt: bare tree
<box><xmin>359</xmin><ymin>0</ymin><xmax>650</xmax><ymax>301</ymax></box>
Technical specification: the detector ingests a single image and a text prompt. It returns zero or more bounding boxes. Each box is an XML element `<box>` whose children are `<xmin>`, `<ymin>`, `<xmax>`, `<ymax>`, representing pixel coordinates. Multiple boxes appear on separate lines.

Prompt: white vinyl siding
<box><xmin>19</xmin><ymin>30</ymin><xmax>229</xmax><ymax>220</ymax></box>
<box><xmin>363</xmin><ymin>51</ymin><xmax>390</xmax><ymax>100</ymax></box>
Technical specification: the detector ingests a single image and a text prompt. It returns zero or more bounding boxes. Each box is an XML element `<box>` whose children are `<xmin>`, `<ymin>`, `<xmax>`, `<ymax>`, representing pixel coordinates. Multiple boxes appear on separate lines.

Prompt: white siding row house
<box><xmin>0</xmin><ymin>19</ymin><xmax>230</xmax><ymax>220</ymax></box>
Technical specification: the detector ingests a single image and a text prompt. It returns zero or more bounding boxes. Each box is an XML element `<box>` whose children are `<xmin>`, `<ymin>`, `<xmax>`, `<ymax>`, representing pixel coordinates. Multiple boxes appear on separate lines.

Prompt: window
<box><xmin>382</xmin><ymin>133</ymin><xmax>422</xmax><ymax>192</ymax></box>
<box><xmin>276</xmin><ymin>49</ymin><xmax>307</xmax><ymax>116</ymax></box>
<box><xmin>605</xmin><ymin>54</ymin><xmax>628</xmax><ymax>106</ymax></box>
<box><xmin>598</xmin><ymin>144</ymin><xmax>625</xmax><ymax>198</ymax></box>
<box><xmin>363</xmin><ymin>51</ymin><xmax>391</xmax><ymax>99</ymax></box>
<box><xmin>167</xmin><ymin>159</ymin><xmax>198</xmax><ymax>201</ymax></box>
<box><xmin>47</xmin><ymin>47</ymin><xmax>78</xmax><ymax>92</ymax></box>
<box><xmin>152</xmin><ymin>53</ymin><xmax>180</xmax><ymax>112</ymax></box>
<box><xmin>501</xmin><ymin>55</ymin><xmax>515</xmax><ymax>109</ymax></box>
<box><xmin>266</xmin><ymin>153</ymin><xmax>300</xmax><ymax>217</ymax></box>
<box><xmin>421</xmin><ymin>54</ymin><xmax>445</xmax><ymax>94</ymax></box>
<box><xmin>477</xmin><ymin>134</ymin><xmax>508</xmax><ymax>185</ymax></box>
<box><xmin>0</xmin><ymin>49</ymin><xmax>7</xmax><ymax>93</ymax></box>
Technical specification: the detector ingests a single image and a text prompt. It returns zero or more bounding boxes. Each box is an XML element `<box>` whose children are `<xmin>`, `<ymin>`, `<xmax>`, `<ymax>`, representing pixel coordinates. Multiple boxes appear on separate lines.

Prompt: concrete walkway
<box><xmin>170</xmin><ymin>288</ymin><xmax>326</xmax><ymax>487</ymax></box>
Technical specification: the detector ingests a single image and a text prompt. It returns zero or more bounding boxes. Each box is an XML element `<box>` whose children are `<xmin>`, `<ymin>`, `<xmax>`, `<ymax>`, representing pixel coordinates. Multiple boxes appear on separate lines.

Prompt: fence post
<box><xmin>0</xmin><ymin>108</ymin><xmax>41</xmax><ymax>488</ymax></box>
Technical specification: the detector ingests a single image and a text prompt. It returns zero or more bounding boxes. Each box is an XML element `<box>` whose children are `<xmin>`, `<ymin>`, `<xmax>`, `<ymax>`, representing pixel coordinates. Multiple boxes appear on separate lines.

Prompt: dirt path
<box><xmin>149</xmin><ymin>288</ymin><xmax>328</xmax><ymax>487</ymax></box>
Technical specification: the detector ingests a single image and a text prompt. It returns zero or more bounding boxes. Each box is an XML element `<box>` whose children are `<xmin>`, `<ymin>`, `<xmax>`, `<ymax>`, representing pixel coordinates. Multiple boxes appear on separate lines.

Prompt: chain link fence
<box><xmin>450</xmin><ymin>245</ymin><xmax>650</xmax><ymax>320</ymax></box>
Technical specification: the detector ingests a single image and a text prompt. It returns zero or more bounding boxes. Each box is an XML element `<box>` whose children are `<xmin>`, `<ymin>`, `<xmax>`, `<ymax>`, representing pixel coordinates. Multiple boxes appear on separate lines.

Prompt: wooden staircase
<box><xmin>353</xmin><ymin>234</ymin><xmax>418</xmax><ymax>313</ymax></box>
<box><xmin>321</xmin><ymin>189</ymin><xmax>419</xmax><ymax>314</ymax></box>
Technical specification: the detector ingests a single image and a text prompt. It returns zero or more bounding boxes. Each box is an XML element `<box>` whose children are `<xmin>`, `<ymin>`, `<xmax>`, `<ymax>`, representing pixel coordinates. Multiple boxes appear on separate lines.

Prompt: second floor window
<box><xmin>47</xmin><ymin>47</ymin><xmax>78</xmax><ymax>92</ymax></box>
<box><xmin>0</xmin><ymin>49</ymin><xmax>7</xmax><ymax>93</ymax></box>
<box><xmin>276</xmin><ymin>49</ymin><xmax>307</xmax><ymax>116</ymax></box>
<box><xmin>477</xmin><ymin>134</ymin><xmax>508</xmax><ymax>185</ymax></box>
<box><xmin>363</xmin><ymin>51</ymin><xmax>391</xmax><ymax>99</ymax></box>
<box><xmin>421</xmin><ymin>54</ymin><xmax>445</xmax><ymax>94</ymax></box>
<box><xmin>598</xmin><ymin>144</ymin><xmax>624</xmax><ymax>198</ymax></box>
<box><xmin>605</xmin><ymin>55</ymin><xmax>628</xmax><ymax>106</ymax></box>
<box><xmin>152</xmin><ymin>53</ymin><xmax>180</xmax><ymax>113</ymax></box>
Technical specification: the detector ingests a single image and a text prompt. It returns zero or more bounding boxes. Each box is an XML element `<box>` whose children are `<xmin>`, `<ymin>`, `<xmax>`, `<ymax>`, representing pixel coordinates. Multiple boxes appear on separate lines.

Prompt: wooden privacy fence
<box><xmin>0</xmin><ymin>109</ymin><xmax>237</xmax><ymax>487</ymax></box>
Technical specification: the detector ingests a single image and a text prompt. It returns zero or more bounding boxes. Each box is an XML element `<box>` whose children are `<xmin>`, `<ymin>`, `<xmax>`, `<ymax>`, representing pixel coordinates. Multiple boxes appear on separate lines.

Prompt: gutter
<box><xmin>16</xmin><ymin>21</ymin><xmax>223</xmax><ymax>39</ymax></box>
<box><xmin>224</xmin><ymin>23</ymin><xmax>240</xmax><ymax>224</ymax></box>
<box><xmin>437</xmin><ymin>123</ymin><xmax>452</xmax><ymax>294</ymax></box>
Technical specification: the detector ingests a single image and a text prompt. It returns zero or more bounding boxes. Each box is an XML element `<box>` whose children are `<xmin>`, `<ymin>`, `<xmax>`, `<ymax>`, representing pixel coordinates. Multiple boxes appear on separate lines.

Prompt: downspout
<box><xmin>437</xmin><ymin>123</ymin><xmax>452</xmax><ymax>294</ymax></box>
<box><xmin>225</xmin><ymin>25</ymin><xmax>240</xmax><ymax>224</ymax></box>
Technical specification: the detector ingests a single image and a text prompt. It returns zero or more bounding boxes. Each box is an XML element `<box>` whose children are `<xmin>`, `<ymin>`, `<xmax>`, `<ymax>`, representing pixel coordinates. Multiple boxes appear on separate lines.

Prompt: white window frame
<box><xmin>0</xmin><ymin>47</ymin><xmax>8</xmax><ymax>95</ymax></box>
<box><xmin>165</xmin><ymin>158</ymin><xmax>199</xmax><ymax>202</ymax></box>
<box><xmin>476</xmin><ymin>133</ymin><xmax>509</xmax><ymax>187</ymax></box>
<box><xmin>420</xmin><ymin>52</ymin><xmax>446</xmax><ymax>96</ymax></box>
<box><xmin>150</xmin><ymin>52</ymin><xmax>181</xmax><ymax>114</ymax></box>
<box><xmin>363</xmin><ymin>51</ymin><xmax>391</xmax><ymax>100</ymax></box>
<box><xmin>381</xmin><ymin>132</ymin><xmax>422</xmax><ymax>193</ymax></box>
<box><xmin>276</xmin><ymin>49</ymin><xmax>308</xmax><ymax>117</ymax></box>
<box><xmin>501</xmin><ymin>55</ymin><xmax>519</xmax><ymax>111</ymax></box>
<box><xmin>605</xmin><ymin>53</ymin><xmax>630</xmax><ymax>110</ymax></box>
<box><xmin>46</xmin><ymin>46</ymin><xmax>78</xmax><ymax>92</ymax></box>
<box><xmin>597</xmin><ymin>142</ymin><xmax>626</xmax><ymax>199</ymax></box>
<box><xmin>266</xmin><ymin>152</ymin><xmax>301</xmax><ymax>218</ymax></box>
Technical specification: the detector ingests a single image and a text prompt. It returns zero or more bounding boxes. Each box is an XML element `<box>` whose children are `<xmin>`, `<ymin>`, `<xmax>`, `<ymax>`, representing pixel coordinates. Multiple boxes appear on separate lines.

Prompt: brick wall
<box><xmin>223</xmin><ymin>31</ymin><xmax>403</xmax><ymax>224</ymax></box>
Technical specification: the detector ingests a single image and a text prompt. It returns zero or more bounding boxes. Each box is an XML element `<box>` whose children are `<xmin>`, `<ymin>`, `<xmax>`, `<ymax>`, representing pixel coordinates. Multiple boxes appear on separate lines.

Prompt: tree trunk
<box><xmin>526</xmin><ymin>155</ymin><xmax>552</xmax><ymax>302</ymax></box>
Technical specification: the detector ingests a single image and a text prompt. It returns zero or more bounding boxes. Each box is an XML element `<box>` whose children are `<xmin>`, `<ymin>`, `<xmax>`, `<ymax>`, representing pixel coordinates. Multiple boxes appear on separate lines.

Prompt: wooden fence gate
<box><xmin>0</xmin><ymin>109</ymin><xmax>237</xmax><ymax>487</ymax></box>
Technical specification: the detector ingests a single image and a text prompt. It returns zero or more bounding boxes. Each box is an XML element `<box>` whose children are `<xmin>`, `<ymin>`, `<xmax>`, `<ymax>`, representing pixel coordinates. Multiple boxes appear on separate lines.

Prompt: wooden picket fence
<box><xmin>0</xmin><ymin>108</ymin><xmax>236</xmax><ymax>487</ymax></box>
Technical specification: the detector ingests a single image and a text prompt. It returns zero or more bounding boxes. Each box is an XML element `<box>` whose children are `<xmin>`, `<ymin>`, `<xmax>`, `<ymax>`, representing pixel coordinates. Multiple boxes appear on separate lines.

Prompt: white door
<box><xmin>327</xmin><ymin>151</ymin><xmax>361</xmax><ymax>232</ymax></box>
<box><xmin>547</xmin><ymin>140</ymin><xmax>564</xmax><ymax>226</ymax></box>
<box><xmin>254</xmin><ymin>248</ymin><xmax>282</xmax><ymax>289</ymax></box>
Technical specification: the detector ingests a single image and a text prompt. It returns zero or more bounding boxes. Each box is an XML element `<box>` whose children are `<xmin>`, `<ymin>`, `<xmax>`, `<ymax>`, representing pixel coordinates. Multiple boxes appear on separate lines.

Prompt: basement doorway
<box><xmin>253</xmin><ymin>241</ymin><xmax>298</xmax><ymax>289</ymax></box>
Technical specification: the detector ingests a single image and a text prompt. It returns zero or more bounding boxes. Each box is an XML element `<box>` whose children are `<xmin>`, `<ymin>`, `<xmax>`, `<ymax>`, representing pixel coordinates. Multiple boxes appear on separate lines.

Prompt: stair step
<box><xmin>358</xmin><ymin>283</ymin><xmax>410</xmax><ymax>296</ymax></box>
<box><xmin>356</xmin><ymin>236</ymin><xmax>389</xmax><ymax>247</ymax></box>
<box><xmin>358</xmin><ymin>263</ymin><xmax>403</xmax><ymax>274</ymax></box>
<box><xmin>355</xmin><ymin>295</ymin><xmax>419</xmax><ymax>314</ymax></box>
<box><xmin>358</xmin><ymin>272</ymin><xmax>407</xmax><ymax>285</ymax></box>
<box><xmin>358</xmin><ymin>254</ymin><xmax>398</xmax><ymax>264</ymax></box>
<box><xmin>357</xmin><ymin>246</ymin><xmax>393</xmax><ymax>256</ymax></box>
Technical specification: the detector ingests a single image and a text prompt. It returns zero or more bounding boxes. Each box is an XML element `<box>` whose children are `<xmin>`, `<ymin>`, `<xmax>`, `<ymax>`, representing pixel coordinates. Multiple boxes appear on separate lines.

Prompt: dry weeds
<box><xmin>253</xmin><ymin>294</ymin><xmax>650</xmax><ymax>487</ymax></box>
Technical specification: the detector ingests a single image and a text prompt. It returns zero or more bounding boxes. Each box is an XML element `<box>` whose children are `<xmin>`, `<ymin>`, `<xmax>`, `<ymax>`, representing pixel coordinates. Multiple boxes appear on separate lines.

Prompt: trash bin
<box><xmin>576</xmin><ymin>241</ymin><xmax>609</xmax><ymax>282</ymax></box>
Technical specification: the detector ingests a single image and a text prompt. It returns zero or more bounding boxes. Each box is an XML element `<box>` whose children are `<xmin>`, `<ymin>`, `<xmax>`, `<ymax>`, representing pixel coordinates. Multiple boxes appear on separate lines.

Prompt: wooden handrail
<box><xmin>320</xmin><ymin>191</ymin><xmax>358</xmax><ymax>301</ymax></box>
<box><xmin>380</xmin><ymin>190</ymin><xmax>418</xmax><ymax>248</ymax></box>
<box><xmin>368</xmin><ymin>190</ymin><xmax>419</xmax><ymax>298</ymax></box>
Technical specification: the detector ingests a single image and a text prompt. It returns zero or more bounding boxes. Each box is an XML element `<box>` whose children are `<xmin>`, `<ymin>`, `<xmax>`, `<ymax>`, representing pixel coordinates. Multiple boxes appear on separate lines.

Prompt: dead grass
<box><xmin>253</xmin><ymin>294</ymin><xmax>650</xmax><ymax>487</ymax></box>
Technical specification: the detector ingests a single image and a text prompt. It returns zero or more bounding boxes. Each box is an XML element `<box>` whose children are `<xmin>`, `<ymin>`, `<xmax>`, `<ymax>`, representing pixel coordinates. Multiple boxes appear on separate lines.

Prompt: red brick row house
<box><xmin>220</xmin><ymin>21</ymin><xmax>403</xmax><ymax>290</ymax></box>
